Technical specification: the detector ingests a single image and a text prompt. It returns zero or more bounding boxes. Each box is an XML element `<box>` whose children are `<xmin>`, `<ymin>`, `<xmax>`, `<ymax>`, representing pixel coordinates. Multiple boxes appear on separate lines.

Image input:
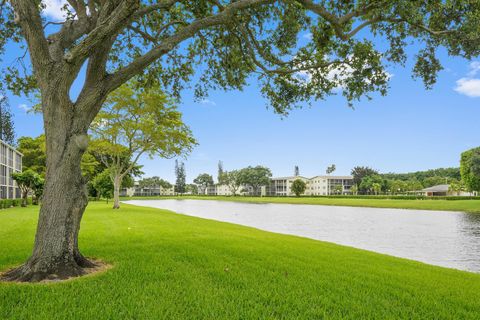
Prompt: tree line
<box><xmin>350</xmin><ymin>155</ymin><xmax>480</xmax><ymax>195</ymax></box>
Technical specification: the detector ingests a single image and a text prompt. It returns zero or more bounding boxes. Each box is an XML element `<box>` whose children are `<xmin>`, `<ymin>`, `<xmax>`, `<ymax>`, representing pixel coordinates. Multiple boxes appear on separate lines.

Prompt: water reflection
<box><xmin>125</xmin><ymin>199</ymin><xmax>480</xmax><ymax>272</ymax></box>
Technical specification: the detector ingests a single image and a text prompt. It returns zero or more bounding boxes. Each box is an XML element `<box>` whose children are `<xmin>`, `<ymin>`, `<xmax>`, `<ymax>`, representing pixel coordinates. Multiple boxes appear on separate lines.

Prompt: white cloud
<box><xmin>18</xmin><ymin>104</ymin><xmax>31</xmax><ymax>113</ymax></box>
<box><xmin>455</xmin><ymin>78</ymin><xmax>480</xmax><ymax>97</ymax></box>
<box><xmin>454</xmin><ymin>62</ymin><xmax>480</xmax><ymax>98</ymax></box>
<box><xmin>42</xmin><ymin>0</ymin><xmax>70</xmax><ymax>21</ymax></box>
<box><xmin>199</xmin><ymin>99</ymin><xmax>216</xmax><ymax>106</ymax></box>
<box><xmin>467</xmin><ymin>61</ymin><xmax>480</xmax><ymax>77</ymax></box>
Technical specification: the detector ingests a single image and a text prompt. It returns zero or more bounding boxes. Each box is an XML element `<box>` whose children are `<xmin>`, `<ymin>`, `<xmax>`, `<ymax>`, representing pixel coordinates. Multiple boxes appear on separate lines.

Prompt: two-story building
<box><xmin>0</xmin><ymin>140</ymin><xmax>23</xmax><ymax>199</ymax></box>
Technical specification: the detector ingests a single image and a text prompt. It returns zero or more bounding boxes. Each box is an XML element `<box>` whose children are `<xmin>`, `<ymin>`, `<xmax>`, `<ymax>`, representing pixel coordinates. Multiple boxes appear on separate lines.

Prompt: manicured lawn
<box><xmin>1</xmin><ymin>202</ymin><xmax>480</xmax><ymax>319</ymax></box>
<box><xmin>126</xmin><ymin>195</ymin><xmax>480</xmax><ymax>213</ymax></box>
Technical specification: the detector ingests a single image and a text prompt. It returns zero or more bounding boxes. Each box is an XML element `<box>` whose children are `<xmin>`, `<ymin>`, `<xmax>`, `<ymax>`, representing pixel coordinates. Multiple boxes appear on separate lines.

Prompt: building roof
<box><xmin>271</xmin><ymin>176</ymin><xmax>309</xmax><ymax>181</ymax></box>
<box><xmin>271</xmin><ymin>175</ymin><xmax>353</xmax><ymax>181</ymax></box>
<box><xmin>421</xmin><ymin>184</ymin><xmax>450</xmax><ymax>193</ymax></box>
<box><xmin>311</xmin><ymin>175</ymin><xmax>354</xmax><ymax>180</ymax></box>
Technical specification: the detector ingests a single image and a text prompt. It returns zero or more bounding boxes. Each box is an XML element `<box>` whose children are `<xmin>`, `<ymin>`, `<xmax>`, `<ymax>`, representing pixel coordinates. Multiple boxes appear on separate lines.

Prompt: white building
<box><xmin>205</xmin><ymin>183</ymin><xmax>250</xmax><ymax>196</ymax></box>
<box><xmin>0</xmin><ymin>140</ymin><xmax>23</xmax><ymax>199</ymax></box>
<box><xmin>121</xmin><ymin>181</ymin><xmax>175</xmax><ymax>197</ymax></box>
<box><xmin>204</xmin><ymin>175</ymin><xmax>354</xmax><ymax>197</ymax></box>
<box><xmin>420</xmin><ymin>184</ymin><xmax>476</xmax><ymax>197</ymax></box>
<box><xmin>269</xmin><ymin>175</ymin><xmax>354</xmax><ymax>196</ymax></box>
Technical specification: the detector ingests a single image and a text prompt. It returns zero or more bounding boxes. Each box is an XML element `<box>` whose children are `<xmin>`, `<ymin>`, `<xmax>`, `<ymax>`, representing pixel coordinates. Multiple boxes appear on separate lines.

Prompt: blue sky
<box><xmin>5</xmin><ymin>2</ymin><xmax>480</xmax><ymax>183</ymax></box>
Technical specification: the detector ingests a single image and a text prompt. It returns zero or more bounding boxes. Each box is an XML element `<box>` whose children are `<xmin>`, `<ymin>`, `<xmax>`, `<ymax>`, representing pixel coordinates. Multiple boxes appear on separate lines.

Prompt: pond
<box><xmin>124</xmin><ymin>199</ymin><xmax>480</xmax><ymax>273</ymax></box>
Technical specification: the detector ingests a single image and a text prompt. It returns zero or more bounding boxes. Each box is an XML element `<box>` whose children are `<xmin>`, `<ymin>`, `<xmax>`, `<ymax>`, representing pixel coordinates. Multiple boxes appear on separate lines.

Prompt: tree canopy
<box><xmin>0</xmin><ymin>93</ymin><xmax>15</xmax><ymax>145</ymax></box>
<box><xmin>291</xmin><ymin>179</ymin><xmax>307</xmax><ymax>197</ymax></box>
<box><xmin>351</xmin><ymin>166</ymin><xmax>379</xmax><ymax>187</ymax></box>
<box><xmin>17</xmin><ymin>135</ymin><xmax>46</xmax><ymax>175</ymax></box>
<box><xmin>326</xmin><ymin>164</ymin><xmax>336</xmax><ymax>175</ymax></box>
<box><xmin>220</xmin><ymin>170</ymin><xmax>242</xmax><ymax>196</ymax></box>
<box><xmin>90</xmin><ymin>82</ymin><xmax>196</xmax><ymax>208</ymax></box>
<box><xmin>193</xmin><ymin>173</ymin><xmax>214</xmax><ymax>194</ymax></box>
<box><xmin>139</xmin><ymin>176</ymin><xmax>173</xmax><ymax>190</ymax></box>
<box><xmin>461</xmin><ymin>147</ymin><xmax>480</xmax><ymax>193</ymax></box>
<box><xmin>238</xmin><ymin>166</ymin><xmax>272</xmax><ymax>195</ymax></box>
<box><xmin>3</xmin><ymin>1</ymin><xmax>480</xmax><ymax>113</ymax></box>
<box><xmin>175</xmin><ymin>160</ymin><xmax>187</xmax><ymax>194</ymax></box>
<box><xmin>12</xmin><ymin>169</ymin><xmax>43</xmax><ymax>207</ymax></box>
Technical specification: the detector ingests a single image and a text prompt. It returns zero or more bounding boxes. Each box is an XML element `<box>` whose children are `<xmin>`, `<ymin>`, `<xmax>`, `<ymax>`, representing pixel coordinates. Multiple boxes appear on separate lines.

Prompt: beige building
<box><xmin>269</xmin><ymin>175</ymin><xmax>354</xmax><ymax>196</ymax></box>
<box><xmin>0</xmin><ymin>140</ymin><xmax>23</xmax><ymax>199</ymax></box>
<box><xmin>121</xmin><ymin>181</ymin><xmax>175</xmax><ymax>197</ymax></box>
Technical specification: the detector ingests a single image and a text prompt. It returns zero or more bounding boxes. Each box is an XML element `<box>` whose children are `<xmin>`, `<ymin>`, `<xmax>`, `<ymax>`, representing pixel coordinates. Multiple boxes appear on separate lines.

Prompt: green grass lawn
<box><xmin>1</xmin><ymin>202</ymin><xmax>480</xmax><ymax>319</ymax></box>
<box><xmin>124</xmin><ymin>195</ymin><xmax>480</xmax><ymax>213</ymax></box>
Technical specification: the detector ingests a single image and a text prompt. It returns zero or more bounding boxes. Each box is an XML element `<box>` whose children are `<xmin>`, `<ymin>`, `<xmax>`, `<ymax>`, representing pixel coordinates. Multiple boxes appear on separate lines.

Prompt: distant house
<box><xmin>421</xmin><ymin>184</ymin><xmax>475</xmax><ymax>197</ymax></box>
<box><xmin>421</xmin><ymin>184</ymin><xmax>450</xmax><ymax>196</ymax></box>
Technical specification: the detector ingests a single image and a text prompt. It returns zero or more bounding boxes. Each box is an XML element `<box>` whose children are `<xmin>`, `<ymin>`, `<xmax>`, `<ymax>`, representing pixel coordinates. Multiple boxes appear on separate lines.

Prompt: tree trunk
<box><xmin>1</xmin><ymin>92</ymin><xmax>95</xmax><ymax>282</ymax></box>
<box><xmin>113</xmin><ymin>175</ymin><xmax>121</xmax><ymax>209</ymax></box>
<box><xmin>21</xmin><ymin>190</ymin><xmax>28</xmax><ymax>207</ymax></box>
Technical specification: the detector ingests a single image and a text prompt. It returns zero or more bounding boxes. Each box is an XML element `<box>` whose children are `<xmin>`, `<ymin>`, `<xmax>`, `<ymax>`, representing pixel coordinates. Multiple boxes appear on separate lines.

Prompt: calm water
<box><xmin>124</xmin><ymin>199</ymin><xmax>480</xmax><ymax>272</ymax></box>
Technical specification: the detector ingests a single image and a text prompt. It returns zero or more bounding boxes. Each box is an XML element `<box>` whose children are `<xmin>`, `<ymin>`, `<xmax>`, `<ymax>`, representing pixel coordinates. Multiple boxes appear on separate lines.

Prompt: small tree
<box><xmin>186</xmin><ymin>184</ymin><xmax>199</xmax><ymax>195</ymax></box>
<box><xmin>291</xmin><ymin>179</ymin><xmax>307</xmax><ymax>197</ymax></box>
<box><xmin>92</xmin><ymin>170</ymin><xmax>114</xmax><ymax>202</ymax></box>
<box><xmin>221</xmin><ymin>171</ymin><xmax>242</xmax><ymax>196</ymax></box>
<box><xmin>31</xmin><ymin>176</ymin><xmax>45</xmax><ymax>205</ymax></box>
<box><xmin>238</xmin><ymin>166</ymin><xmax>272</xmax><ymax>196</ymax></box>
<box><xmin>449</xmin><ymin>181</ymin><xmax>465</xmax><ymax>196</ymax></box>
<box><xmin>326</xmin><ymin>164</ymin><xmax>336</xmax><ymax>175</ymax></box>
<box><xmin>0</xmin><ymin>93</ymin><xmax>15</xmax><ymax>146</ymax></box>
<box><xmin>294</xmin><ymin>166</ymin><xmax>300</xmax><ymax>177</ymax></box>
<box><xmin>351</xmin><ymin>167</ymin><xmax>379</xmax><ymax>188</ymax></box>
<box><xmin>138</xmin><ymin>176</ymin><xmax>172</xmax><ymax>196</ymax></box>
<box><xmin>193</xmin><ymin>173</ymin><xmax>214</xmax><ymax>195</ymax></box>
<box><xmin>359</xmin><ymin>175</ymin><xmax>383</xmax><ymax>195</ymax></box>
<box><xmin>175</xmin><ymin>160</ymin><xmax>187</xmax><ymax>195</ymax></box>
<box><xmin>372</xmin><ymin>183</ymin><xmax>382</xmax><ymax>195</ymax></box>
<box><xmin>333</xmin><ymin>185</ymin><xmax>343</xmax><ymax>195</ymax></box>
<box><xmin>12</xmin><ymin>170</ymin><xmax>41</xmax><ymax>207</ymax></box>
<box><xmin>90</xmin><ymin>83</ymin><xmax>196</xmax><ymax>208</ymax></box>
<box><xmin>217</xmin><ymin>161</ymin><xmax>224</xmax><ymax>184</ymax></box>
<box><xmin>350</xmin><ymin>185</ymin><xmax>358</xmax><ymax>195</ymax></box>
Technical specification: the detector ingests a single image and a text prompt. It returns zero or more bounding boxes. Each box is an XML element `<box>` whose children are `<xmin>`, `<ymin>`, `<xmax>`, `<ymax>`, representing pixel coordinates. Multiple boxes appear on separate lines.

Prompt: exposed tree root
<box><xmin>0</xmin><ymin>257</ymin><xmax>110</xmax><ymax>283</ymax></box>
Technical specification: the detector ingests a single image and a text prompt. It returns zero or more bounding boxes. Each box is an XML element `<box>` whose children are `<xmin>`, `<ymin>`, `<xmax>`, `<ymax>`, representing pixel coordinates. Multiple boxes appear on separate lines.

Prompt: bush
<box><xmin>4</xmin><ymin>199</ymin><xmax>12</xmax><ymax>208</ymax></box>
<box><xmin>0</xmin><ymin>198</ymin><xmax>33</xmax><ymax>210</ymax></box>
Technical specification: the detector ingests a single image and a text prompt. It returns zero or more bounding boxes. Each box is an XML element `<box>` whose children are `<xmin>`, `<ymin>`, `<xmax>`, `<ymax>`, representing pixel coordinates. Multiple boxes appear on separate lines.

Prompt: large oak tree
<box><xmin>1</xmin><ymin>0</ymin><xmax>479</xmax><ymax>282</ymax></box>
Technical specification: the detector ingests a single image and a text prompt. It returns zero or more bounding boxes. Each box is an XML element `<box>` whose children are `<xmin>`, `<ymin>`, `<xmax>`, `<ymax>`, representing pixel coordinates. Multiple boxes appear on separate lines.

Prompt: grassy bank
<box><xmin>1</xmin><ymin>203</ymin><xmax>480</xmax><ymax>319</ymax></box>
<box><xmin>122</xmin><ymin>195</ymin><xmax>480</xmax><ymax>213</ymax></box>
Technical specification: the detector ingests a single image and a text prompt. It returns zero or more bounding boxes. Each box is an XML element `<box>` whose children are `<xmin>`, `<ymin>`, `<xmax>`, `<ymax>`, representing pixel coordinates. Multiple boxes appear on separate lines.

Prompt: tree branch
<box><xmin>105</xmin><ymin>0</ymin><xmax>272</xmax><ymax>93</ymax></box>
<box><xmin>68</xmin><ymin>0</ymin><xmax>139</xmax><ymax>63</ymax></box>
<box><xmin>10</xmin><ymin>1</ymin><xmax>51</xmax><ymax>79</ymax></box>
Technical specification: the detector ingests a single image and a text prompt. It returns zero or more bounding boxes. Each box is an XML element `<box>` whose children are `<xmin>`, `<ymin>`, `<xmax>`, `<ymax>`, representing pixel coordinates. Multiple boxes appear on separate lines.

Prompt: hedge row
<box><xmin>0</xmin><ymin>198</ymin><xmax>33</xmax><ymax>209</ymax></box>
<box><xmin>288</xmin><ymin>195</ymin><xmax>480</xmax><ymax>201</ymax></box>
